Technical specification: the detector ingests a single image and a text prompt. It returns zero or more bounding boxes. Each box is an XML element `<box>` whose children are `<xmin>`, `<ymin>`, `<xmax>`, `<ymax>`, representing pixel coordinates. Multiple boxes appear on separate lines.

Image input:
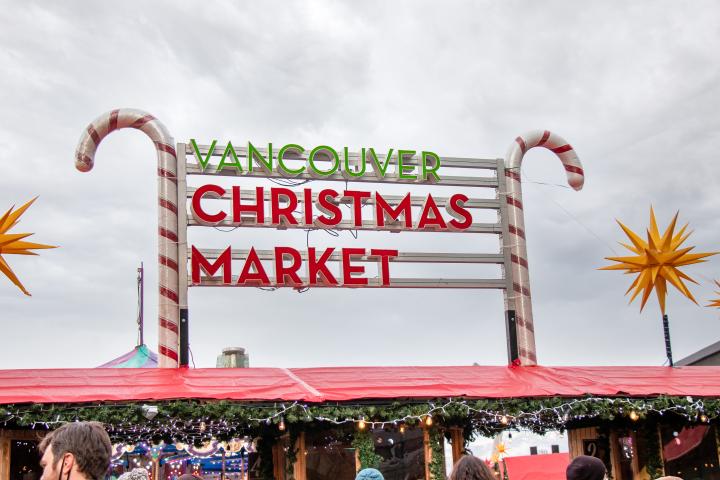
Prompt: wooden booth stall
<box><xmin>2</xmin><ymin>365</ymin><xmax>720</xmax><ymax>480</ymax></box>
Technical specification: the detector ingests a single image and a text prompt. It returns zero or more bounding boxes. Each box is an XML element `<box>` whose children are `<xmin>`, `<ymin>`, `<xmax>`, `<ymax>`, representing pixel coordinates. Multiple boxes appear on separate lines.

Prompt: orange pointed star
<box><xmin>707</xmin><ymin>280</ymin><xmax>720</xmax><ymax>309</ymax></box>
<box><xmin>0</xmin><ymin>197</ymin><xmax>57</xmax><ymax>296</ymax></box>
<box><xmin>600</xmin><ymin>207</ymin><xmax>717</xmax><ymax>314</ymax></box>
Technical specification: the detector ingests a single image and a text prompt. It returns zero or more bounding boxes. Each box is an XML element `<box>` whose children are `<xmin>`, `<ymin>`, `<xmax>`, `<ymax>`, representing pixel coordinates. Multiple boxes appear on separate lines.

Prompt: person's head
<box><xmin>449</xmin><ymin>455</ymin><xmax>495</xmax><ymax>480</ymax></box>
<box><xmin>566</xmin><ymin>455</ymin><xmax>607</xmax><ymax>480</ymax></box>
<box><xmin>355</xmin><ymin>468</ymin><xmax>384</xmax><ymax>480</ymax></box>
<box><xmin>39</xmin><ymin>422</ymin><xmax>112</xmax><ymax>480</ymax></box>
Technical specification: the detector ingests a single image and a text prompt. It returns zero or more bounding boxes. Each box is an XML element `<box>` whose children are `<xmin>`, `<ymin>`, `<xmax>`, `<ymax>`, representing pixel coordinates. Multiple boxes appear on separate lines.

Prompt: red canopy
<box><xmin>1</xmin><ymin>365</ymin><xmax>719</xmax><ymax>404</ymax></box>
<box><xmin>503</xmin><ymin>453</ymin><xmax>569</xmax><ymax>480</ymax></box>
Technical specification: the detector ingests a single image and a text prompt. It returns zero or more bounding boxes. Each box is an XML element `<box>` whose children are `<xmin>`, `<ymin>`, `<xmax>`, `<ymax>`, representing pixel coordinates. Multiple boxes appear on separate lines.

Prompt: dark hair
<box><xmin>449</xmin><ymin>455</ymin><xmax>496</xmax><ymax>480</ymax></box>
<box><xmin>39</xmin><ymin>422</ymin><xmax>112</xmax><ymax>480</ymax></box>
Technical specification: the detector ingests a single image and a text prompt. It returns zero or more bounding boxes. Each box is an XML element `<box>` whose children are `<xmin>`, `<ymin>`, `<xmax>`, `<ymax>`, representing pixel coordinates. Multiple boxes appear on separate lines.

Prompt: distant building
<box><xmin>676</xmin><ymin>340</ymin><xmax>720</xmax><ymax>366</ymax></box>
<box><xmin>216</xmin><ymin>347</ymin><xmax>250</xmax><ymax>368</ymax></box>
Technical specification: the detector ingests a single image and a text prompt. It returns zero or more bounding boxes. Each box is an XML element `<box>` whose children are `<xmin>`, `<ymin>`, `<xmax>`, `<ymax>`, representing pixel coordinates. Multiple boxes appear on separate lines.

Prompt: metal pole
<box><xmin>663</xmin><ymin>314</ymin><xmax>674</xmax><ymax>367</ymax></box>
<box><xmin>505</xmin><ymin>310</ymin><xmax>519</xmax><ymax>365</ymax></box>
<box><xmin>138</xmin><ymin>262</ymin><xmax>144</xmax><ymax>346</ymax></box>
<box><xmin>179</xmin><ymin>308</ymin><xmax>189</xmax><ymax>367</ymax></box>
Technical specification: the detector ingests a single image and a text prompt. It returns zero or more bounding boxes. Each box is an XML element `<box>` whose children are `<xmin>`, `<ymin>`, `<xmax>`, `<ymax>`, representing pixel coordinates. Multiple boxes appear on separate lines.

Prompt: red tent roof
<box><xmin>1</xmin><ymin>365</ymin><xmax>719</xmax><ymax>404</ymax></box>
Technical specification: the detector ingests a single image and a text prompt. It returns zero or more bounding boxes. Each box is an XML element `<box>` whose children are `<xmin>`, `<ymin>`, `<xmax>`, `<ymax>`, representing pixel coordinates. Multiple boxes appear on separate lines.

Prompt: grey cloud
<box><xmin>1</xmin><ymin>0</ymin><xmax>720</xmax><ymax>369</ymax></box>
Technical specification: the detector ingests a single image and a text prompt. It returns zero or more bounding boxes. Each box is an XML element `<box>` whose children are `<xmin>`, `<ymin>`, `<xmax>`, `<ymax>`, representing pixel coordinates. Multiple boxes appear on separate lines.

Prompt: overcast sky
<box><xmin>2</xmin><ymin>1</ymin><xmax>720</xmax><ymax>370</ymax></box>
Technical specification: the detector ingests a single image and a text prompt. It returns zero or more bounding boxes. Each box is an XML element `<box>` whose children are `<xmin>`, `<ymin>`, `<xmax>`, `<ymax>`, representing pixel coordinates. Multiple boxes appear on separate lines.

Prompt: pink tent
<box><xmin>503</xmin><ymin>453</ymin><xmax>569</xmax><ymax>480</ymax></box>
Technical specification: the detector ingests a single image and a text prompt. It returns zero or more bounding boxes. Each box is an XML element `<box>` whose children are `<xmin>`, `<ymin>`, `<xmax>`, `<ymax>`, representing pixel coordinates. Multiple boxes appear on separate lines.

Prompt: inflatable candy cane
<box><xmin>75</xmin><ymin>109</ymin><xmax>180</xmax><ymax>368</ymax></box>
<box><xmin>504</xmin><ymin>130</ymin><xmax>584</xmax><ymax>366</ymax></box>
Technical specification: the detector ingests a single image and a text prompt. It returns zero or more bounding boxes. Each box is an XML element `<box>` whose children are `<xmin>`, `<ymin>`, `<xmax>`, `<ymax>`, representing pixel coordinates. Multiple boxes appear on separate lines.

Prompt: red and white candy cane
<box><xmin>75</xmin><ymin>109</ymin><xmax>180</xmax><ymax>368</ymax></box>
<box><xmin>504</xmin><ymin>130</ymin><xmax>584</xmax><ymax>366</ymax></box>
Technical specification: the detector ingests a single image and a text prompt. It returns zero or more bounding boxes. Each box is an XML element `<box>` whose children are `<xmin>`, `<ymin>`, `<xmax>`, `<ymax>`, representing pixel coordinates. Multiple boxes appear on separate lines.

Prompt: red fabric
<box><xmin>1</xmin><ymin>365</ymin><xmax>720</xmax><ymax>404</ymax></box>
<box><xmin>663</xmin><ymin>425</ymin><xmax>709</xmax><ymax>462</ymax></box>
<box><xmin>503</xmin><ymin>453</ymin><xmax>569</xmax><ymax>480</ymax></box>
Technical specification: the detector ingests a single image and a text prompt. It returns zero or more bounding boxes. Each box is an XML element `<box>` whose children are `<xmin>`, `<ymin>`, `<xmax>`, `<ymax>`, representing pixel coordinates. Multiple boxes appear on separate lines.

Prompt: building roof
<box><xmin>1</xmin><ymin>365</ymin><xmax>720</xmax><ymax>404</ymax></box>
<box><xmin>676</xmin><ymin>339</ymin><xmax>720</xmax><ymax>366</ymax></box>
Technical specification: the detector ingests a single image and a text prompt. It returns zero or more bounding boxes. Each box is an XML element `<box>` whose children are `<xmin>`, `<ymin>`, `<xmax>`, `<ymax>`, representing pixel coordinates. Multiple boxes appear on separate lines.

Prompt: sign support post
<box><xmin>177</xmin><ymin>143</ymin><xmax>190</xmax><ymax>367</ymax></box>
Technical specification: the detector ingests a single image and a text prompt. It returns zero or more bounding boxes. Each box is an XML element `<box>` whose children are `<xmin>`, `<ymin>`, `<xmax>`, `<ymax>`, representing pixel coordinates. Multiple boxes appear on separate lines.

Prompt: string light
<box><xmin>278</xmin><ymin>418</ymin><xmax>286</xmax><ymax>432</ymax></box>
<box><xmin>3</xmin><ymin>396</ymin><xmax>717</xmax><ymax>442</ymax></box>
<box><xmin>629</xmin><ymin>411</ymin><xmax>639</xmax><ymax>421</ymax></box>
<box><xmin>424</xmin><ymin>416</ymin><xmax>433</xmax><ymax>427</ymax></box>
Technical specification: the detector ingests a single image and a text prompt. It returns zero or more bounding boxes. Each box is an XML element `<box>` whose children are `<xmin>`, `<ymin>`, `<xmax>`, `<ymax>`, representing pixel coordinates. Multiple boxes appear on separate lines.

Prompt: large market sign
<box><xmin>74</xmin><ymin>109</ymin><xmax>584</xmax><ymax>369</ymax></box>
<box><xmin>187</xmin><ymin>140</ymin><xmax>474</xmax><ymax>288</ymax></box>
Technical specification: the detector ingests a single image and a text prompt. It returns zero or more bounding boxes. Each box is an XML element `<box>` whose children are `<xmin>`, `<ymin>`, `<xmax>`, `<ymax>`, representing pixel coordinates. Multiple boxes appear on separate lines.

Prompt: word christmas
<box><xmin>190</xmin><ymin>185</ymin><xmax>473</xmax><ymax>231</ymax></box>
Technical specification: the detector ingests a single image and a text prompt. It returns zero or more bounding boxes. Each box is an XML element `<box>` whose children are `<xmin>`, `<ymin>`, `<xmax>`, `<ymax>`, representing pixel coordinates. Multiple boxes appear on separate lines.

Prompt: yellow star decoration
<box><xmin>0</xmin><ymin>197</ymin><xmax>56</xmax><ymax>296</ymax></box>
<box><xmin>600</xmin><ymin>208</ymin><xmax>717</xmax><ymax>314</ymax></box>
<box><xmin>707</xmin><ymin>280</ymin><xmax>720</xmax><ymax>309</ymax></box>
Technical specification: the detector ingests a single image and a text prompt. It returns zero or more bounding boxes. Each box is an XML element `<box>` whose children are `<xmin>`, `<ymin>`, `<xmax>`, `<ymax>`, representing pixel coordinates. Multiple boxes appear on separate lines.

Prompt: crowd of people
<box><xmin>36</xmin><ymin>421</ymin><xmax>686</xmax><ymax>480</ymax></box>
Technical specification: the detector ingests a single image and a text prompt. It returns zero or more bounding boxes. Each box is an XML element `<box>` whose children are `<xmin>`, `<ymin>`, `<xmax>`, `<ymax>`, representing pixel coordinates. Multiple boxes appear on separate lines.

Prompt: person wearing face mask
<box><xmin>38</xmin><ymin>422</ymin><xmax>112</xmax><ymax>480</ymax></box>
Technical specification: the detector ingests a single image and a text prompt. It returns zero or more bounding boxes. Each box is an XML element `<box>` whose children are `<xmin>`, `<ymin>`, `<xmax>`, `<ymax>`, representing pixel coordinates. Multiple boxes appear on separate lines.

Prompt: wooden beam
<box><xmin>0</xmin><ymin>437</ymin><xmax>10</xmax><ymax>480</ymax></box>
<box><xmin>0</xmin><ymin>430</ymin><xmax>46</xmax><ymax>441</ymax></box>
<box><xmin>450</xmin><ymin>427</ymin><xmax>464</xmax><ymax>466</ymax></box>
<box><xmin>609</xmin><ymin>431</ymin><xmax>620</xmax><ymax>480</ymax></box>
<box><xmin>273</xmin><ymin>437</ymin><xmax>286</xmax><ymax>480</ymax></box>
<box><xmin>293</xmin><ymin>432</ymin><xmax>307</xmax><ymax>480</ymax></box>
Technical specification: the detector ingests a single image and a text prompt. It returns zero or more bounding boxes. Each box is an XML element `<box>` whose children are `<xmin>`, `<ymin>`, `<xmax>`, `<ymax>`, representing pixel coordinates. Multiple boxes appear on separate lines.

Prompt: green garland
<box><xmin>1</xmin><ymin>395</ymin><xmax>716</xmax><ymax>442</ymax></box>
<box><xmin>351</xmin><ymin>430</ymin><xmax>382</xmax><ymax>470</ymax></box>
<box><xmin>286</xmin><ymin>428</ymin><xmax>299</xmax><ymax>477</ymax></box>
<box><xmin>639</xmin><ymin>421</ymin><xmax>663</xmax><ymax>479</ymax></box>
<box><xmin>428</xmin><ymin>428</ymin><xmax>446</xmax><ymax>480</ymax></box>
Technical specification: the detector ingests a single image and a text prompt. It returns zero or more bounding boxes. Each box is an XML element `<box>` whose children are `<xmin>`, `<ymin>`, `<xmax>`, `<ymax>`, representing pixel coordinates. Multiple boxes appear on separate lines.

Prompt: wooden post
<box><xmin>221</xmin><ymin>449</ymin><xmax>226</xmax><ymax>480</ymax></box>
<box><xmin>0</xmin><ymin>437</ymin><xmax>10</xmax><ymax>480</ymax></box>
<box><xmin>656</xmin><ymin>425</ymin><xmax>666</xmax><ymax>477</ymax></box>
<box><xmin>630</xmin><ymin>431</ymin><xmax>641</xmax><ymax>480</ymax></box>
<box><xmin>449</xmin><ymin>428</ymin><xmax>464</xmax><ymax>466</ymax></box>
<box><xmin>423</xmin><ymin>427</ymin><xmax>431</xmax><ymax>480</ymax></box>
<box><xmin>609</xmin><ymin>431</ymin><xmax>620</xmax><ymax>480</ymax></box>
<box><xmin>293</xmin><ymin>433</ymin><xmax>307</xmax><ymax>480</ymax></box>
<box><xmin>272</xmin><ymin>438</ymin><xmax>285</xmax><ymax>480</ymax></box>
<box><xmin>716</xmin><ymin>425</ymin><xmax>720</xmax><ymax>474</ymax></box>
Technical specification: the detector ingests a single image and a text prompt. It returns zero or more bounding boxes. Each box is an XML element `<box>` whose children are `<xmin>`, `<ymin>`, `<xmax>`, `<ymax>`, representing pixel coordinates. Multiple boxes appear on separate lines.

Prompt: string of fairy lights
<box><xmin>1</xmin><ymin>396</ymin><xmax>716</xmax><ymax>442</ymax></box>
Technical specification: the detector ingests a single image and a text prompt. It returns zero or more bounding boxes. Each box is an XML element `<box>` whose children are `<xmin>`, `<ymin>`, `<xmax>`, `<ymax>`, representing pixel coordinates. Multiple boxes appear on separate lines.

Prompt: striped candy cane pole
<box><xmin>75</xmin><ymin>109</ymin><xmax>180</xmax><ymax>368</ymax></box>
<box><xmin>504</xmin><ymin>130</ymin><xmax>584</xmax><ymax>366</ymax></box>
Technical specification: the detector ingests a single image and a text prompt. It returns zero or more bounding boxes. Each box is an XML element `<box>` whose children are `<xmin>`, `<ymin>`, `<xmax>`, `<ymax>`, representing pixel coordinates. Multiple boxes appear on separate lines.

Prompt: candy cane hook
<box><xmin>504</xmin><ymin>130</ymin><xmax>584</xmax><ymax>366</ymax></box>
<box><xmin>75</xmin><ymin>109</ymin><xmax>180</xmax><ymax>368</ymax></box>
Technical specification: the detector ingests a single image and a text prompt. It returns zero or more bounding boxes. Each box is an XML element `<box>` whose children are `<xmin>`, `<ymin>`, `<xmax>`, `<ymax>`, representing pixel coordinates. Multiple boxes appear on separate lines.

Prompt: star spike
<box><xmin>707</xmin><ymin>280</ymin><xmax>720</xmax><ymax>309</ymax></box>
<box><xmin>0</xmin><ymin>198</ymin><xmax>56</xmax><ymax>295</ymax></box>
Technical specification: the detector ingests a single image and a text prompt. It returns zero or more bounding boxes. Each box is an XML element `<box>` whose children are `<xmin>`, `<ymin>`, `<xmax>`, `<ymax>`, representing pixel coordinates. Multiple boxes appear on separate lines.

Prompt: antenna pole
<box><xmin>138</xmin><ymin>262</ymin><xmax>144</xmax><ymax>346</ymax></box>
